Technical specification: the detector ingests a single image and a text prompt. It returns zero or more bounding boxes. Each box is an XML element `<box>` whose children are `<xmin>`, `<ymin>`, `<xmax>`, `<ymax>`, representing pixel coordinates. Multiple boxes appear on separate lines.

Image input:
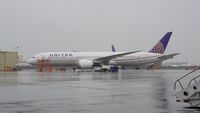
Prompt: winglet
<box><xmin>149</xmin><ymin>32</ymin><xmax>173</xmax><ymax>54</ymax></box>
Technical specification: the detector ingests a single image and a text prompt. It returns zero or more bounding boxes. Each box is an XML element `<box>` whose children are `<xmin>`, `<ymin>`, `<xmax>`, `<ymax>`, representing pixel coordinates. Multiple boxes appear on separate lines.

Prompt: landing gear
<box><xmin>73</xmin><ymin>68</ymin><xmax>76</xmax><ymax>72</ymax></box>
<box><xmin>101</xmin><ymin>68</ymin><xmax>109</xmax><ymax>72</ymax></box>
<box><xmin>135</xmin><ymin>67</ymin><xmax>140</xmax><ymax>70</ymax></box>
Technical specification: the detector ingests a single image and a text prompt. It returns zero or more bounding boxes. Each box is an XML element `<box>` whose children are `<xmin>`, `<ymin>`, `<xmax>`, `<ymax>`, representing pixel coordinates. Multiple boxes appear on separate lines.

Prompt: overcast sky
<box><xmin>0</xmin><ymin>0</ymin><xmax>200</xmax><ymax>64</ymax></box>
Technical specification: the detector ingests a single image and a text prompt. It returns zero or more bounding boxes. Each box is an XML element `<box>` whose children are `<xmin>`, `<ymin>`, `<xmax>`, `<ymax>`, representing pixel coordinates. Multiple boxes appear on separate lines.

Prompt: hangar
<box><xmin>0</xmin><ymin>51</ymin><xmax>18</xmax><ymax>71</ymax></box>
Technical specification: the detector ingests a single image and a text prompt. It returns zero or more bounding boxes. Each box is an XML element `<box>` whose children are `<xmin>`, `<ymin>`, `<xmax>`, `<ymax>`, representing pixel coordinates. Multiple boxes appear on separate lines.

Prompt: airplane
<box><xmin>28</xmin><ymin>32</ymin><xmax>179</xmax><ymax>71</ymax></box>
<box><xmin>111</xmin><ymin>32</ymin><xmax>175</xmax><ymax>69</ymax></box>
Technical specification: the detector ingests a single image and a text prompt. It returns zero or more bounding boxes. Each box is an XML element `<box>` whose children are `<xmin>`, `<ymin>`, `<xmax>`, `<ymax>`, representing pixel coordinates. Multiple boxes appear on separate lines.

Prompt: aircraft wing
<box><xmin>94</xmin><ymin>50</ymin><xmax>141</xmax><ymax>64</ymax></box>
<box><xmin>157</xmin><ymin>53</ymin><xmax>180</xmax><ymax>60</ymax></box>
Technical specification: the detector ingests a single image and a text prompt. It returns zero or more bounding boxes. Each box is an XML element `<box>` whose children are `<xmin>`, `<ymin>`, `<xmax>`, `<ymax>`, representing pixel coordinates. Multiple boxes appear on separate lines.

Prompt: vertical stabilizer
<box><xmin>149</xmin><ymin>32</ymin><xmax>173</xmax><ymax>69</ymax></box>
<box><xmin>149</xmin><ymin>32</ymin><xmax>172</xmax><ymax>54</ymax></box>
<box><xmin>112</xmin><ymin>45</ymin><xmax>116</xmax><ymax>52</ymax></box>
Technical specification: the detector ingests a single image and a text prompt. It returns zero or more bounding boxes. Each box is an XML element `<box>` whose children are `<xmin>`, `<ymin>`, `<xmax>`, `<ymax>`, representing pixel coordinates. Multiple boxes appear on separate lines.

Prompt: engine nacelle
<box><xmin>78</xmin><ymin>59</ymin><xmax>93</xmax><ymax>69</ymax></box>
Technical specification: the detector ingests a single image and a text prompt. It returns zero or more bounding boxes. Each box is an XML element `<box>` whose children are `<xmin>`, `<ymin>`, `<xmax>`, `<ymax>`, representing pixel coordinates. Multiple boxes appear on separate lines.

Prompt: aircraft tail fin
<box><xmin>112</xmin><ymin>45</ymin><xmax>116</xmax><ymax>52</ymax></box>
<box><xmin>149</xmin><ymin>32</ymin><xmax>172</xmax><ymax>54</ymax></box>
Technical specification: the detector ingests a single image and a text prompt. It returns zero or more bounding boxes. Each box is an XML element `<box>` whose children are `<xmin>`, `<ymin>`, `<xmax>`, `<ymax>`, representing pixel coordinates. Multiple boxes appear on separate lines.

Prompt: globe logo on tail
<box><xmin>149</xmin><ymin>32</ymin><xmax>172</xmax><ymax>54</ymax></box>
<box><xmin>150</xmin><ymin>42</ymin><xmax>165</xmax><ymax>54</ymax></box>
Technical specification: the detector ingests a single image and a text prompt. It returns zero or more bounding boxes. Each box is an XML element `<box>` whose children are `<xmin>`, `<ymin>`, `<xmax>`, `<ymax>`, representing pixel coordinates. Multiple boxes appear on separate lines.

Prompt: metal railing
<box><xmin>188</xmin><ymin>75</ymin><xmax>200</xmax><ymax>87</ymax></box>
<box><xmin>174</xmin><ymin>66</ymin><xmax>200</xmax><ymax>90</ymax></box>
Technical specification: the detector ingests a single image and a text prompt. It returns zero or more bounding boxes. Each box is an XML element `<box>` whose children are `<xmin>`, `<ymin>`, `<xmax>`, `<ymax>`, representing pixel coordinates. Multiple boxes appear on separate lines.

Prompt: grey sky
<box><xmin>0</xmin><ymin>0</ymin><xmax>200</xmax><ymax>64</ymax></box>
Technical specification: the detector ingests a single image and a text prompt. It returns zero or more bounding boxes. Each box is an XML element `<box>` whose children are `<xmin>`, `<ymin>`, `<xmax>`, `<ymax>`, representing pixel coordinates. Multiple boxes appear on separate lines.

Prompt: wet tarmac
<box><xmin>0</xmin><ymin>70</ymin><xmax>200</xmax><ymax>113</ymax></box>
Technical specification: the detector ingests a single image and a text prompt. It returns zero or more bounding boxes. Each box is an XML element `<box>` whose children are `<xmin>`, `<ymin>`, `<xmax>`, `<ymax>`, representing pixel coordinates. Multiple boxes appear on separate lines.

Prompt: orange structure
<box><xmin>36</xmin><ymin>59</ymin><xmax>52</xmax><ymax>72</ymax></box>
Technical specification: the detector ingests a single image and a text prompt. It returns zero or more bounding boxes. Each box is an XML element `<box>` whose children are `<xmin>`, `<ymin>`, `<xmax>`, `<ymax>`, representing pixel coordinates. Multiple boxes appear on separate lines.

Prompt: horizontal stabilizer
<box><xmin>157</xmin><ymin>53</ymin><xmax>180</xmax><ymax>60</ymax></box>
<box><xmin>149</xmin><ymin>53</ymin><xmax>180</xmax><ymax>70</ymax></box>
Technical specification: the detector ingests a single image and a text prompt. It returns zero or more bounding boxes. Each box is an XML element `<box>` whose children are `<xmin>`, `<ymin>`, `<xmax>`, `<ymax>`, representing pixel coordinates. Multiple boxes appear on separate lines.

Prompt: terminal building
<box><xmin>0</xmin><ymin>51</ymin><xmax>18</xmax><ymax>71</ymax></box>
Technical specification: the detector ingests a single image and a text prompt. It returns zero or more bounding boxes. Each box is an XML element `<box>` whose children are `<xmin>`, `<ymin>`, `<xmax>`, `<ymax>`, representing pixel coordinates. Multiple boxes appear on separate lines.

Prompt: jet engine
<box><xmin>78</xmin><ymin>59</ymin><xmax>93</xmax><ymax>69</ymax></box>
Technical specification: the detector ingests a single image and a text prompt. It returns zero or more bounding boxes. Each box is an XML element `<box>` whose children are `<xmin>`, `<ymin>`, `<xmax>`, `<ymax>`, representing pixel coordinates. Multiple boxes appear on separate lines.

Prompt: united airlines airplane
<box><xmin>28</xmin><ymin>32</ymin><xmax>179</xmax><ymax>70</ymax></box>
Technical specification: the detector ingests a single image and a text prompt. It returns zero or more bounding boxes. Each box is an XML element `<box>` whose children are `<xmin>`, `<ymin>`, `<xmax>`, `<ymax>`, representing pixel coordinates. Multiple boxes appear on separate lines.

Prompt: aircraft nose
<box><xmin>27</xmin><ymin>58</ymin><xmax>37</xmax><ymax>65</ymax></box>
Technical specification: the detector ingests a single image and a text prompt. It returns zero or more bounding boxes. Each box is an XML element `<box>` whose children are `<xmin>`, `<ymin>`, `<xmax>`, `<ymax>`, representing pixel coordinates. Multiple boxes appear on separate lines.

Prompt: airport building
<box><xmin>0</xmin><ymin>51</ymin><xmax>18</xmax><ymax>71</ymax></box>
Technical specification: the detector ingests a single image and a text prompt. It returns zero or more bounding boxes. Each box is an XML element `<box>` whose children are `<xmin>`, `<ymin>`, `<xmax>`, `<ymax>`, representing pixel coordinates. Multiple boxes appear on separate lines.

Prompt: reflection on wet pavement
<box><xmin>0</xmin><ymin>70</ymin><xmax>200</xmax><ymax>113</ymax></box>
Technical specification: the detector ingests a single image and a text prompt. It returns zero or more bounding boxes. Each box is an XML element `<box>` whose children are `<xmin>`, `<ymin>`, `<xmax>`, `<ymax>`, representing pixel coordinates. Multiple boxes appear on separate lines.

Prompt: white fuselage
<box><xmin>28</xmin><ymin>51</ymin><xmax>163</xmax><ymax>67</ymax></box>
